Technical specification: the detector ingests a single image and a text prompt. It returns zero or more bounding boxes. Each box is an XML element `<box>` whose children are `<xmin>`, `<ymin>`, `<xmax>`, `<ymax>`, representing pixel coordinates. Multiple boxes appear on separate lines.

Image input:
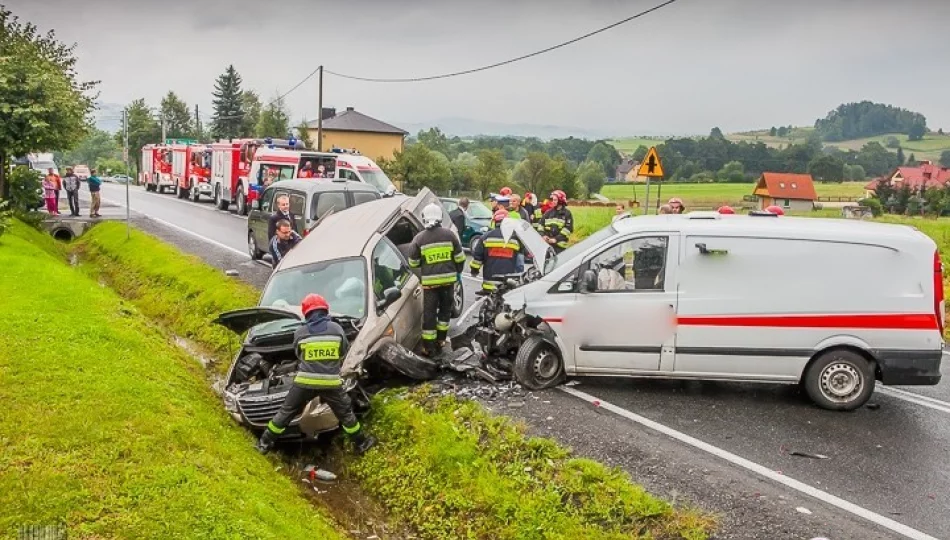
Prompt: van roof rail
<box><xmin>685</xmin><ymin>211</ymin><xmax>721</xmax><ymax>219</ymax></box>
<box><xmin>749</xmin><ymin>211</ymin><xmax>779</xmax><ymax>217</ymax></box>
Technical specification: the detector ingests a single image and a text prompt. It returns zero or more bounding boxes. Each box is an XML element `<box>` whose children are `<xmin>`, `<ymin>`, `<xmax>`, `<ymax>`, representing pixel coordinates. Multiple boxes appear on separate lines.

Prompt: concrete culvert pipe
<box><xmin>52</xmin><ymin>228</ymin><xmax>75</xmax><ymax>242</ymax></box>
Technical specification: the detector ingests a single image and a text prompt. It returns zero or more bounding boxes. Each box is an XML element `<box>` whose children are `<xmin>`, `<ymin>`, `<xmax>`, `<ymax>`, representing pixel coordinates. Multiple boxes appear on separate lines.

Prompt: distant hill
<box><xmin>395</xmin><ymin>117</ymin><xmax>663</xmax><ymax>141</ymax></box>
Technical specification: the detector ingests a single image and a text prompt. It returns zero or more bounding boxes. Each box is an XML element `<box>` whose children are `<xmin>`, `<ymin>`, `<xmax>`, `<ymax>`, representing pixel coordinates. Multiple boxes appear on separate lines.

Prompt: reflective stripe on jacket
<box><xmin>292</xmin><ymin>312</ymin><xmax>349</xmax><ymax>388</ymax></box>
<box><xmin>407</xmin><ymin>227</ymin><xmax>465</xmax><ymax>288</ymax></box>
<box><xmin>471</xmin><ymin>227</ymin><xmax>523</xmax><ymax>290</ymax></box>
<box><xmin>540</xmin><ymin>206</ymin><xmax>573</xmax><ymax>251</ymax></box>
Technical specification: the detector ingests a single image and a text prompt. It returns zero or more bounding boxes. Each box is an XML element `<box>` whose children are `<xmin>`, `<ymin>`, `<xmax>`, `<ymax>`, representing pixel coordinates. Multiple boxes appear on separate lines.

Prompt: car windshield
<box><xmin>467</xmin><ymin>201</ymin><xmax>492</xmax><ymax>219</ymax></box>
<box><xmin>259</xmin><ymin>258</ymin><xmax>368</xmax><ymax>319</ymax></box>
<box><xmin>551</xmin><ymin>224</ymin><xmax>616</xmax><ymax>270</ymax></box>
<box><xmin>358</xmin><ymin>169</ymin><xmax>395</xmax><ymax>193</ymax></box>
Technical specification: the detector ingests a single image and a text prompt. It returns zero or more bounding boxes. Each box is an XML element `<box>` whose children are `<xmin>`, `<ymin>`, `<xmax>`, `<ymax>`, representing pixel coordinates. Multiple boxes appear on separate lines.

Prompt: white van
<box><xmin>505</xmin><ymin>212</ymin><xmax>944</xmax><ymax>410</ymax></box>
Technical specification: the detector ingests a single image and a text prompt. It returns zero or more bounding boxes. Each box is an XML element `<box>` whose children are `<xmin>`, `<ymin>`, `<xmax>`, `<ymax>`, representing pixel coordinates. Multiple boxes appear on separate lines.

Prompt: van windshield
<box><xmin>551</xmin><ymin>225</ymin><xmax>616</xmax><ymax>270</ymax></box>
<box><xmin>260</xmin><ymin>258</ymin><xmax>367</xmax><ymax>319</ymax></box>
<box><xmin>359</xmin><ymin>169</ymin><xmax>395</xmax><ymax>193</ymax></box>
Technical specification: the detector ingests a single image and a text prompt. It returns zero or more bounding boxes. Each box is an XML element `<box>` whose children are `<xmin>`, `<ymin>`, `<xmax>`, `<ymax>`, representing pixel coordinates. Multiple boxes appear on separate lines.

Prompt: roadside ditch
<box><xmin>69</xmin><ymin>221</ymin><xmax>715</xmax><ymax>540</ymax></box>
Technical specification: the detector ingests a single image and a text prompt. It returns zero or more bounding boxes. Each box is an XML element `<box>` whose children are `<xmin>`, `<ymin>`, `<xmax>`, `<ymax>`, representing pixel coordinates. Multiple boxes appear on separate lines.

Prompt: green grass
<box><xmin>600</xmin><ymin>182</ymin><xmax>866</xmax><ymax>209</ymax></box>
<box><xmin>0</xmin><ymin>221</ymin><xmax>343</xmax><ymax>539</ymax></box>
<box><xmin>608</xmin><ymin>137</ymin><xmax>671</xmax><ymax>155</ymax></box>
<box><xmin>349</xmin><ymin>387</ymin><xmax>712</xmax><ymax>540</ymax></box>
<box><xmin>75</xmin><ymin>222</ymin><xmax>260</xmax><ymax>373</ymax></box>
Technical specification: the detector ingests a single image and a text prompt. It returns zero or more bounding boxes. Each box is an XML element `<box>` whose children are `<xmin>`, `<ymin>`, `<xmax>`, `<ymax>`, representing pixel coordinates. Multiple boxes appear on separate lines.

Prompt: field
<box><xmin>0</xmin><ymin>222</ymin><xmax>343</xmax><ymax>539</ymax></box>
<box><xmin>611</xmin><ymin>130</ymin><xmax>950</xmax><ymax>163</ymax></box>
<box><xmin>599</xmin><ymin>181</ymin><xmax>867</xmax><ymax>210</ymax></box>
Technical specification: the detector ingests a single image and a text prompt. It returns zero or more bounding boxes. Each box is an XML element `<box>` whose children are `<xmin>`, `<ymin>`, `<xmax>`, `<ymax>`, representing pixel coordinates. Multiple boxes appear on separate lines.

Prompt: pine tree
<box><xmin>211</xmin><ymin>65</ymin><xmax>246</xmax><ymax>139</ymax></box>
<box><xmin>896</xmin><ymin>146</ymin><xmax>906</xmax><ymax>165</ymax></box>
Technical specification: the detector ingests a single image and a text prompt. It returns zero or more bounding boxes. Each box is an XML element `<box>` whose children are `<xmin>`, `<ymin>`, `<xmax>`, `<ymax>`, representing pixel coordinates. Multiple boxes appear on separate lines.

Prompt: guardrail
<box><xmin>817</xmin><ymin>196</ymin><xmax>859</xmax><ymax>202</ymax></box>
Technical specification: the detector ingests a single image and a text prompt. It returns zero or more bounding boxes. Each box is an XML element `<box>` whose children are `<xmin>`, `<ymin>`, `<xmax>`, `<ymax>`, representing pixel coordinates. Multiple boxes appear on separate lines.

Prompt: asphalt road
<box><xmin>89</xmin><ymin>183</ymin><xmax>950</xmax><ymax>540</ymax></box>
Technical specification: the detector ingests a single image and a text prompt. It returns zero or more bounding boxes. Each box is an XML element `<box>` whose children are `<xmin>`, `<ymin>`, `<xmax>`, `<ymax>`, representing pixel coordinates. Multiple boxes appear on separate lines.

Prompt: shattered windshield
<box><xmin>260</xmin><ymin>258</ymin><xmax>368</xmax><ymax>319</ymax></box>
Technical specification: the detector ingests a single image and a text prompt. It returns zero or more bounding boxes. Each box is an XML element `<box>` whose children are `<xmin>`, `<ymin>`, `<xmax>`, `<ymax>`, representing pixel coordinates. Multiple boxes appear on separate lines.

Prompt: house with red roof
<box><xmin>864</xmin><ymin>161</ymin><xmax>950</xmax><ymax>197</ymax></box>
<box><xmin>752</xmin><ymin>172</ymin><xmax>818</xmax><ymax>211</ymax></box>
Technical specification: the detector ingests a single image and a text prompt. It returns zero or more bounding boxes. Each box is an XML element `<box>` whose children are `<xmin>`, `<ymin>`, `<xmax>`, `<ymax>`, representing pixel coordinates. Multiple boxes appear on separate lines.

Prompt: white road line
<box><xmin>559</xmin><ymin>386</ymin><xmax>940</xmax><ymax>540</ymax></box>
<box><xmin>876</xmin><ymin>387</ymin><xmax>950</xmax><ymax>415</ymax></box>
<box><xmin>114</xmin><ymin>186</ymin><xmax>246</xmax><ymax>221</ymax></box>
<box><xmin>100</xmin><ymin>195</ymin><xmax>251</xmax><ymax>259</ymax></box>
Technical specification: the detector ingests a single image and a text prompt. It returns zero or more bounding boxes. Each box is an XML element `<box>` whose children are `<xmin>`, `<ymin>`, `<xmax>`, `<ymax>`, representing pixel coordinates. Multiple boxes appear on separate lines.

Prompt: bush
<box><xmin>0</xmin><ymin>200</ymin><xmax>12</xmax><ymax>239</ymax></box>
<box><xmin>6</xmin><ymin>166</ymin><xmax>42</xmax><ymax>212</ymax></box>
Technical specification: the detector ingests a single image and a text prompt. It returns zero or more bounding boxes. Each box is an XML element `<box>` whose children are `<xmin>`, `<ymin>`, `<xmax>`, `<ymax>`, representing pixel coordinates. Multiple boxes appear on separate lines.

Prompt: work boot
<box><xmin>351</xmin><ymin>432</ymin><xmax>378</xmax><ymax>455</ymax></box>
<box><xmin>423</xmin><ymin>341</ymin><xmax>438</xmax><ymax>359</ymax></box>
<box><xmin>255</xmin><ymin>430</ymin><xmax>276</xmax><ymax>455</ymax></box>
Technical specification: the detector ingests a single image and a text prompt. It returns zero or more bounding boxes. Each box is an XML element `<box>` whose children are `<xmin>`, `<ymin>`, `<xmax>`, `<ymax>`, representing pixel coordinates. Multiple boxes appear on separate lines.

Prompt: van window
<box><xmin>352</xmin><ymin>191</ymin><xmax>380</xmax><ymax>207</ymax></box>
<box><xmin>259</xmin><ymin>188</ymin><xmax>277</xmax><ymax>213</ymax></box>
<box><xmin>371</xmin><ymin>238</ymin><xmax>411</xmax><ymax>302</ymax></box>
<box><xmin>588</xmin><ymin>236</ymin><xmax>668</xmax><ymax>292</ymax></box>
<box><xmin>312</xmin><ymin>191</ymin><xmax>347</xmax><ymax>220</ymax></box>
<box><xmin>259</xmin><ymin>164</ymin><xmax>295</xmax><ymax>187</ymax></box>
<box><xmin>339</xmin><ymin>168</ymin><xmax>360</xmax><ymax>181</ymax></box>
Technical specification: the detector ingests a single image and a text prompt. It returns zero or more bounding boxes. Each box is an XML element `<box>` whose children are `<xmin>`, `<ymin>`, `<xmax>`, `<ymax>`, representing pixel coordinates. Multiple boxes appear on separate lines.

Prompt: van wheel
<box><xmin>452</xmin><ymin>280</ymin><xmax>464</xmax><ymax>318</ymax></box>
<box><xmin>236</xmin><ymin>187</ymin><xmax>247</xmax><ymax>215</ymax></box>
<box><xmin>514</xmin><ymin>336</ymin><xmax>564</xmax><ymax>390</ymax></box>
<box><xmin>377</xmin><ymin>342</ymin><xmax>440</xmax><ymax>380</ymax></box>
<box><xmin>248</xmin><ymin>232</ymin><xmax>263</xmax><ymax>260</ymax></box>
<box><xmin>803</xmin><ymin>349</ymin><xmax>875</xmax><ymax>411</ymax></box>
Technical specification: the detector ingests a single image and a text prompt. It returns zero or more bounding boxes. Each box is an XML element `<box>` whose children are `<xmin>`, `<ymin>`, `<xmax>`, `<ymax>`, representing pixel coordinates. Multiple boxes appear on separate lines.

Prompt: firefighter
<box><xmin>488</xmin><ymin>194</ymin><xmax>509</xmax><ymax>230</ymax></box>
<box><xmin>717</xmin><ymin>205</ymin><xmax>736</xmax><ymax>214</ymax></box>
<box><xmin>522</xmin><ymin>192</ymin><xmax>538</xmax><ymax>223</ymax></box>
<box><xmin>470</xmin><ymin>209</ymin><xmax>523</xmax><ymax>292</ymax></box>
<box><xmin>256</xmin><ymin>294</ymin><xmax>376</xmax><ymax>455</ymax></box>
<box><xmin>765</xmin><ymin>205</ymin><xmax>785</xmax><ymax>216</ymax></box>
<box><xmin>539</xmin><ymin>190</ymin><xmax>573</xmax><ymax>253</ymax></box>
<box><xmin>407</xmin><ymin>203</ymin><xmax>466</xmax><ymax>357</ymax></box>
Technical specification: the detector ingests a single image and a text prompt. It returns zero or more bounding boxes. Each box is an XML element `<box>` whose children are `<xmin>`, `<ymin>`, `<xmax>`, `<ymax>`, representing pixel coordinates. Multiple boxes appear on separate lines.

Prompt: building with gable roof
<box><xmin>305</xmin><ymin>107</ymin><xmax>408</xmax><ymax>161</ymax></box>
<box><xmin>752</xmin><ymin>172</ymin><xmax>818</xmax><ymax>211</ymax></box>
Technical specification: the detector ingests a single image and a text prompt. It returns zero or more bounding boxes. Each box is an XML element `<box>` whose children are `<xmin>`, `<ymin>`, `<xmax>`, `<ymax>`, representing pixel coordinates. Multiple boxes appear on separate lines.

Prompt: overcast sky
<box><xmin>7</xmin><ymin>0</ymin><xmax>950</xmax><ymax>136</ymax></box>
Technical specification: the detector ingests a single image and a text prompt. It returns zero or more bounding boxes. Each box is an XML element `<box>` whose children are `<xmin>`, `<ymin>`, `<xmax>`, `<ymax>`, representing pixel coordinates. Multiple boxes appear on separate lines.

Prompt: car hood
<box><xmin>499</xmin><ymin>218</ymin><xmax>554</xmax><ymax>274</ymax></box>
<box><xmin>213</xmin><ymin>307</ymin><xmax>303</xmax><ymax>335</ymax></box>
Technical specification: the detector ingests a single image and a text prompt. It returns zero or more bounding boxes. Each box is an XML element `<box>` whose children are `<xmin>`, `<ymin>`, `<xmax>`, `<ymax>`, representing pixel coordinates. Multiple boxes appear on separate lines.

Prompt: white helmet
<box><xmin>422</xmin><ymin>202</ymin><xmax>443</xmax><ymax>229</ymax></box>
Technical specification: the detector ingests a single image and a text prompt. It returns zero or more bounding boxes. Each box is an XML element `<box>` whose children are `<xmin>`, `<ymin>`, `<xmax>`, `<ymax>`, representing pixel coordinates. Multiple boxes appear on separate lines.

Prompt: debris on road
<box><xmin>796</xmin><ymin>507</ymin><xmax>813</xmax><ymax>515</ymax></box>
<box><xmin>303</xmin><ymin>465</ymin><xmax>338</xmax><ymax>484</ymax></box>
<box><xmin>224</xmin><ymin>269</ymin><xmax>239</xmax><ymax>277</ymax></box>
<box><xmin>789</xmin><ymin>451</ymin><xmax>830</xmax><ymax>460</ymax></box>
<box><xmin>866</xmin><ymin>402</ymin><xmax>881</xmax><ymax>410</ymax></box>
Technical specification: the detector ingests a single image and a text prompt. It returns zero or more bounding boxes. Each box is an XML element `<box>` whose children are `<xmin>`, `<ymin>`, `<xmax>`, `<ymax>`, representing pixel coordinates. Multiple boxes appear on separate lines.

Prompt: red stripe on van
<box><xmin>676</xmin><ymin>314</ymin><xmax>938</xmax><ymax>330</ymax></box>
<box><xmin>543</xmin><ymin>317</ymin><xmax>563</xmax><ymax>323</ymax></box>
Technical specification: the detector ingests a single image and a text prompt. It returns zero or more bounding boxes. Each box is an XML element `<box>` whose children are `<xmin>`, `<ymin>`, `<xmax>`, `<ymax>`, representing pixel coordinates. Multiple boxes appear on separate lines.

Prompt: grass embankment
<box><xmin>76</xmin><ymin>222</ymin><xmax>259</xmax><ymax>374</ymax></box>
<box><xmin>0</xmin><ymin>221</ymin><xmax>342</xmax><ymax>539</ymax></box>
<box><xmin>76</xmin><ymin>223</ymin><xmax>714</xmax><ymax>539</ymax></box>
<box><xmin>351</xmin><ymin>388</ymin><xmax>712</xmax><ymax>540</ymax></box>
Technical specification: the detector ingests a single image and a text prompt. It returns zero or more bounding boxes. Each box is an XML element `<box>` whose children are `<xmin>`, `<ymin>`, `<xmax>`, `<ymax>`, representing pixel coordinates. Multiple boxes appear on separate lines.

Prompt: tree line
<box><xmin>814</xmin><ymin>101</ymin><xmax>927</xmax><ymax>142</ymax></box>
<box><xmin>378</xmin><ymin>128</ymin><xmax>622</xmax><ymax>198</ymax></box>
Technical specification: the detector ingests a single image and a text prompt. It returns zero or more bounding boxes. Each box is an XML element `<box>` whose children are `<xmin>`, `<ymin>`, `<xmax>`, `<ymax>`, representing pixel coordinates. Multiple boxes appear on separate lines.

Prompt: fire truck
<box><xmin>141</xmin><ymin>144</ymin><xmax>174</xmax><ymax>193</ymax></box>
<box><xmin>170</xmin><ymin>144</ymin><xmax>213</xmax><ymax>201</ymax></box>
<box><xmin>210</xmin><ymin>138</ymin><xmax>305</xmax><ymax>215</ymax></box>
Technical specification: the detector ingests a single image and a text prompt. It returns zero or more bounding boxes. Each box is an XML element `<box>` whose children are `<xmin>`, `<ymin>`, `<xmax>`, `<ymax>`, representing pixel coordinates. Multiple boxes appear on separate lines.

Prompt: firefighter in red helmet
<box><xmin>499</xmin><ymin>186</ymin><xmax>513</xmax><ymax>197</ymax></box>
<box><xmin>765</xmin><ymin>205</ymin><xmax>785</xmax><ymax>216</ymax></box>
<box><xmin>717</xmin><ymin>206</ymin><xmax>736</xmax><ymax>214</ymax></box>
<box><xmin>256</xmin><ymin>293</ymin><xmax>377</xmax><ymax>455</ymax></box>
<box><xmin>539</xmin><ymin>190</ymin><xmax>573</xmax><ymax>253</ymax></box>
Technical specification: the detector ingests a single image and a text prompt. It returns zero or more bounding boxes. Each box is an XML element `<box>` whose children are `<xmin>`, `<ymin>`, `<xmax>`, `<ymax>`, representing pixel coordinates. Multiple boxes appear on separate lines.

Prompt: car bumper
<box><xmin>876</xmin><ymin>349</ymin><xmax>943</xmax><ymax>385</ymax></box>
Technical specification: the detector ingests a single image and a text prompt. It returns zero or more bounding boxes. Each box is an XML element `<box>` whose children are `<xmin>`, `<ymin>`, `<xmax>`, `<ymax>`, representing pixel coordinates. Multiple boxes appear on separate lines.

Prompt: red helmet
<box><xmin>717</xmin><ymin>206</ymin><xmax>735</xmax><ymax>214</ymax></box>
<box><xmin>301</xmin><ymin>294</ymin><xmax>329</xmax><ymax>316</ymax></box>
<box><xmin>765</xmin><ymin>205</ymin><xmax>785</xmax><ymax>216</ymax></box>
<box><xmin>492</xmin><ymin>209</ymin><xmax>509</xmax><ymax>222</ymax></box>
<box><xmin>550</xmin><ymin>190</ymin><xmax>567</xmax><ymax>205</ymax></box>
<box><xmin>499</xmin><ymin>186</ymin><xmax>513</xmax><ymax>196</ymax></box>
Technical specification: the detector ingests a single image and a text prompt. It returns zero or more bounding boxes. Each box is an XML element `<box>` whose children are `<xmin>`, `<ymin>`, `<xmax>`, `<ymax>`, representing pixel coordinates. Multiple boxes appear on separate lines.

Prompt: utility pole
<box><xmin>317</xmin><ymin>65</ymin><xmax>323</xmax><ymax>151</ymax></box>
<box><xmin>161</xmin><ymin>114</ymin><xmax>167</xmax><ymax>143</ymax></box>
<box><xmin>123</xmin><ymin>108</ymin><xmax>131</xmax><ymax>239</ymax></box>
<box><xmin>195</xmin><ymin>105</ymin><xmax>201</xmax><ymax>141</ymax></box>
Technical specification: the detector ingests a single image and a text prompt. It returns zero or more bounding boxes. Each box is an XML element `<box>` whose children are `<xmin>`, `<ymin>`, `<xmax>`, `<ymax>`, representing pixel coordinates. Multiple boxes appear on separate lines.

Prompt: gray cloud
<box><xmin>6</xmin><ymin>0</ymin><xmax>950</xmax><ymax>135</ymax></box>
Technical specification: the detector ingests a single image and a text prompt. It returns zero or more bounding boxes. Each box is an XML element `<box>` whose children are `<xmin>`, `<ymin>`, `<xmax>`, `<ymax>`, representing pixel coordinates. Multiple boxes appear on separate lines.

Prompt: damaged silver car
<box><xmin>214</xmin><ymin>188</ymin><xmax>465</xmax><ymax>440</ymax></box>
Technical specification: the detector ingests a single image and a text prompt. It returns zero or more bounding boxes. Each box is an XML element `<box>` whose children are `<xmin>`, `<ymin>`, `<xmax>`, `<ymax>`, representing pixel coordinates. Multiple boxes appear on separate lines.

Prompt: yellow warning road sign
<box><xmin>637</xmin><ymin>146</ymin><xmax>664</xmax><ymax>178</ymax></box>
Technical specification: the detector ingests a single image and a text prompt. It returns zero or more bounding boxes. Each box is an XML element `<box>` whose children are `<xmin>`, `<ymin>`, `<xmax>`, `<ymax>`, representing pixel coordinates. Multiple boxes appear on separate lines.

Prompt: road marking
<box><xmin>112</xmin><ymin>185</ymin><xmax>246</xmax><ymax>221</ymax></box>
<box><xmin>876</xmin><ymin>387</ymin><xmax>950</xmax><ymax>415</ymax></box>
<box><xmin>100</xmin><ymin>195</ymin><xmax>251</xmax><ymax>259</ymax></box>
<box><xmin>559</xmin><ymin>386</ymin><xmax>940</xmax><ymax>540</ymax></box>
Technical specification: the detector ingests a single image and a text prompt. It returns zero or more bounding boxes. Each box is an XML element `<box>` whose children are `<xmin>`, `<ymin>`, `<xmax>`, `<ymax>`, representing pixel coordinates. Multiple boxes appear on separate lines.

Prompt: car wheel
<box><xmin>236</xmin><ymin>187</ymin><xmax>247</xmax><ymax>216</ymax></box>
<box><xmin>377</xmin><ymin>341</ymin><xmax>440</xmax><ymax>380</ymax></box>
<box><xmin>803</xmin><ymin>349</ymin><xmax>875</xmax><ymax>411</ymax></box>
<box><xmin>452</xmin><ymin>280</ymin><xmax>464</xmax><ymax>319</ymax></box>
<box><xmin>248</xmin><ymin>231</ymin><xmax>263</xmax><ymax>260</ymax></box>
<box><xmin>469</xmin><ymin>234</ymin><xmax>482</xmax><ymax>253</ymax></box>
<box><xmin>514</xmin><ymin>336</ymin><xmax>565</xmax><ymax>390</ymax></box>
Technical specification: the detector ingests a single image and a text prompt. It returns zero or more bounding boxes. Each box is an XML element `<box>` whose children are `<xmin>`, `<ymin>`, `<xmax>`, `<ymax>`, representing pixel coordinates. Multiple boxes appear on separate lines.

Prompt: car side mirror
<box><xmin>377</xmin><ymin>286</ymin><xmax>402</xmax><ymax>310</ymax></box>
<box><xmin>580</xmin><ymin>269</ymin><xmax>597</xmax><ymax>293</ymax></box>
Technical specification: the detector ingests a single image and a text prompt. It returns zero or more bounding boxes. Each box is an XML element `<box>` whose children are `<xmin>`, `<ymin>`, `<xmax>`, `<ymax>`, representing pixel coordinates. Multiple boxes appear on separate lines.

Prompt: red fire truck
<box><xmin>210</xmin><ymin>137</ymin><xmax>303</xmax><ymax>215</ymax></box>
<box><xmin>170</xmin><ymin>144</ymin><xmax>213</xmax><ymax>201</ymax></box>
<box><xmin>141</xmin><ymin>144</ymin><xmax>173</xmax><ymax>193</ymax></box>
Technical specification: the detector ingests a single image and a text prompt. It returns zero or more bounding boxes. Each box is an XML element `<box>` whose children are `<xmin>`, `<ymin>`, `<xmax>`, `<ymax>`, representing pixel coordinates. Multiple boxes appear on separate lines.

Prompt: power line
<box><xmin>325</xmin><ymin>0</ymin><xmax>680</xmax><ymax>83</ymax></box>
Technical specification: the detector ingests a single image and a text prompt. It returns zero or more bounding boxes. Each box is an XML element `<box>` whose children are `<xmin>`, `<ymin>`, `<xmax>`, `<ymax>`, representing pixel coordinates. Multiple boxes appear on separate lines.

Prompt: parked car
<box><xmin>439</xmin><ymin>197</ymin><xmax>493</xmax><ymax>250</ymax></box>
<box><xmin>214</xmin><ymin>188</ymin><xmax>464</xmax><ymax>440</ymax></box>
<box><xmin>492</xmin><ymin>211</ymin><xmax>944</xmax><ymax>410</ymax></box>
<box><xmin>73</xmin><ymin>165</ymin><xmax>91</xmax><ymax>180</ymax></box>
<box><xmin>246</xmin><ymin>179</ymin><xmax>382</xmax><ymax>260</ymax></box>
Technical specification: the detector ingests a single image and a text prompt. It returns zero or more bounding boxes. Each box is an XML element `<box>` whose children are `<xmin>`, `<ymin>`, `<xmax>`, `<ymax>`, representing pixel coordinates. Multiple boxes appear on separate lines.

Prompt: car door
<box><xmin>254</xmin><ymin>187</ymin><xmax>281</xmax><ymax>249</ymax></box>
<box><xmin>567</xmin><ymin>234</ymin><xmax>679</xmax><ymax>373</ymax></box>
<box><xmin>286</xmin><ymin>189</ymin><xmax>307</xmax><ymax>234</ymax></box>
<box><xmin>372</xmin><ymin>237</ymin><xmax>423</xmax><ymax>348</ymax></box>
<box><xmin>406</xmin><ymin>188</ymin><xmax>456</xmax><ymax>235</ymax></box>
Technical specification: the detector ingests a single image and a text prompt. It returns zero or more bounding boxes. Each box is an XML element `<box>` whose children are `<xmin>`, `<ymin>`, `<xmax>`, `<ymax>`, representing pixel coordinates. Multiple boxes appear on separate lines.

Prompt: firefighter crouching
<box><xmin>256</xmin><ymin>294</ymin><xmax>377</xmax><ymax>455</ymax></box>
<box><xmin>471</xmin><ymin>209</ymin><xmax>523</xmax><ymax>292</ymax></box>
<box><xmin>539</xmin><ymin>189</ymin><xmax>574</xmax><ymax>253</ymax></box>
<box><xmin>408</xmin><ymin>203</ymin><xmax>466</xmax><ymax>358</ymax></box>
